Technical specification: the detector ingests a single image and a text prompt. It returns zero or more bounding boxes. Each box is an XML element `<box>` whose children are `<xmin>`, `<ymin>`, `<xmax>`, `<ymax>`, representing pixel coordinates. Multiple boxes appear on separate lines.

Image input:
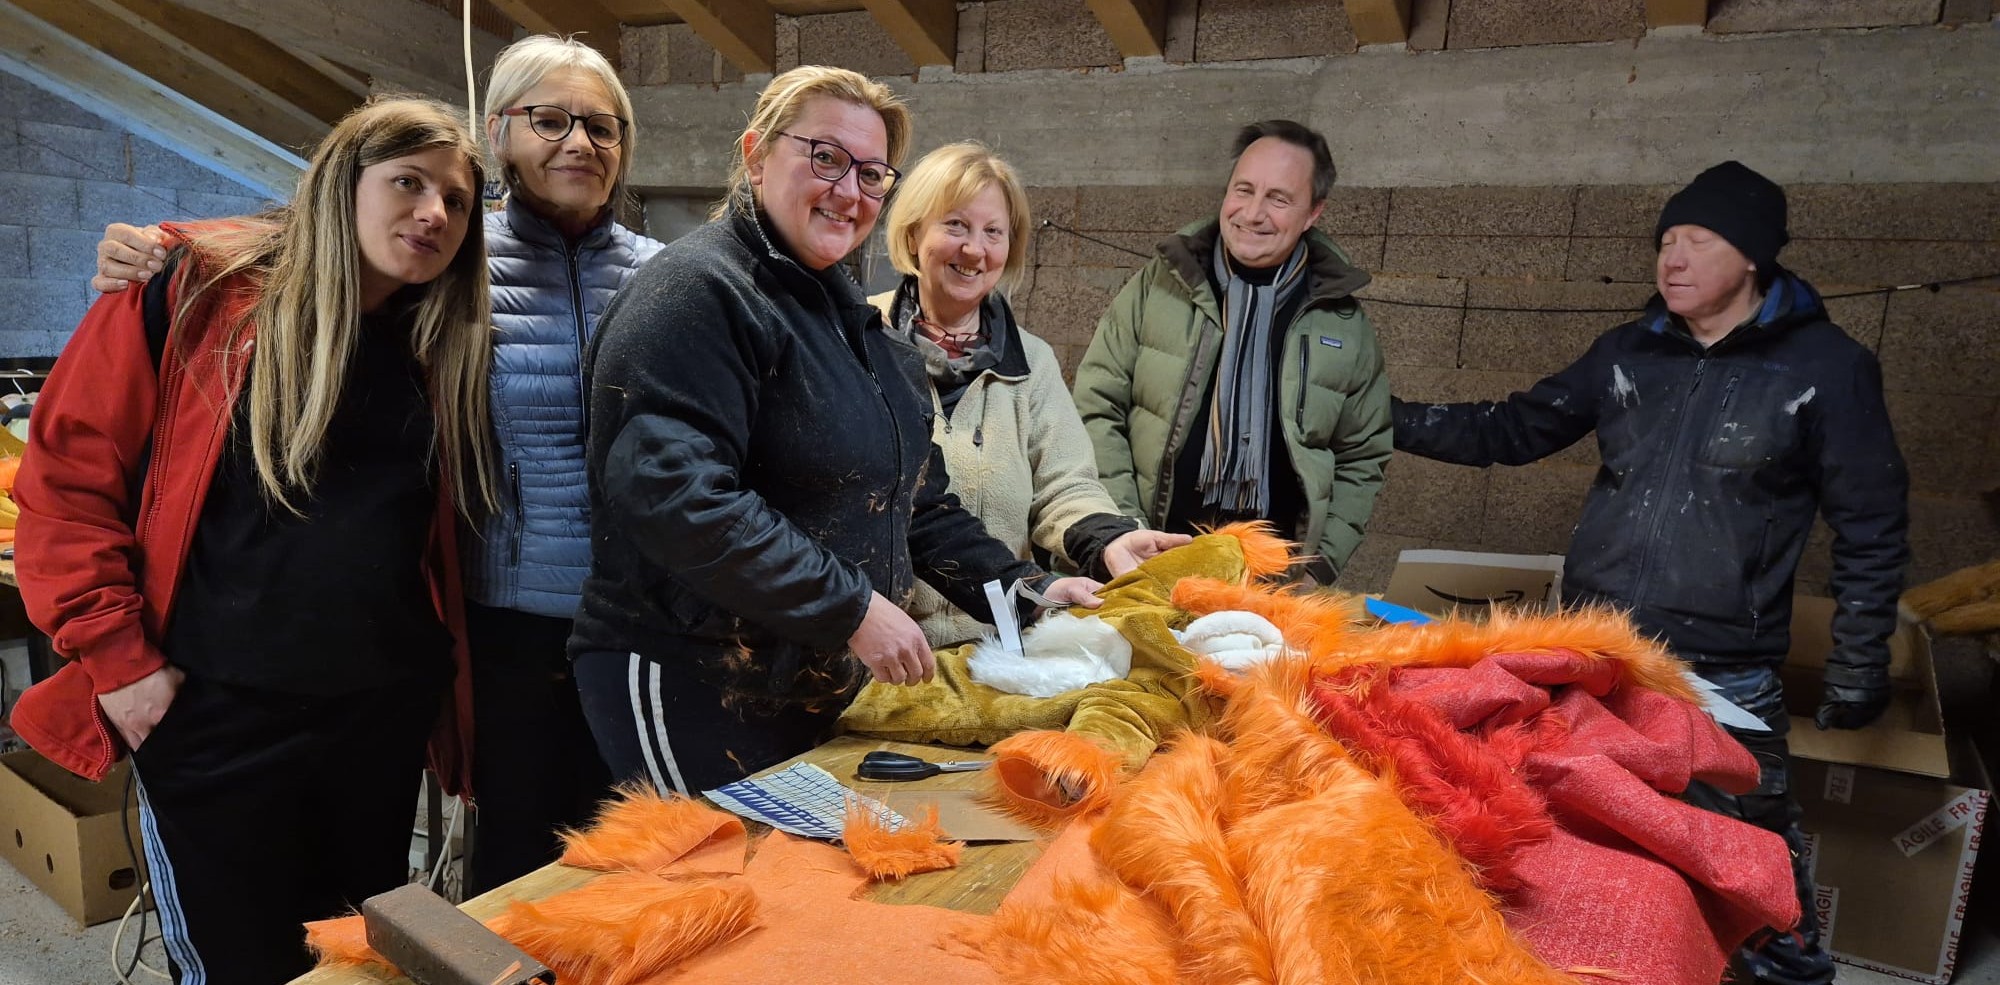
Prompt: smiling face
<box><xmin>1656</xmin><ymin>223</ymin><xmax>1758</xmax><ymax>323</ymax></box>
<box><xmin>1218</xmin><ymin>136</ymin><xmax>1325</xmax><ymax>270</ymax></box>
<box><xmin>915</xmin><ymin>183</ymin><xmax>1011</xmax><ymax>320</ymax></box>
<box><xmin>748</xmin><ymin>96</ymin><xmax>888</xmax><ymax>271</ymax></box>
<box><xmin>354</xmin><ymin>146</ymin><xmax>475</xmax><ymax>311</ymax></box>
<box><xmin>490</xmin><ymin>69</ymin><xmax>621</xmax><ymax>233</ymax></box>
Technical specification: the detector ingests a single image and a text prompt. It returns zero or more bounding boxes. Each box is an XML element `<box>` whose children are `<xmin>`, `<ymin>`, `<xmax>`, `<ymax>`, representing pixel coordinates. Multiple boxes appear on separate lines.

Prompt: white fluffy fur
<box><xmin>1175</xmin><ymin>611</ymin><xmax>1286</xmax><ymax>673</ymax></box>
<box><xmin>968</xmin><ymin>613</ymin><xmax>1133</xmax><ymax>698</ymax></box>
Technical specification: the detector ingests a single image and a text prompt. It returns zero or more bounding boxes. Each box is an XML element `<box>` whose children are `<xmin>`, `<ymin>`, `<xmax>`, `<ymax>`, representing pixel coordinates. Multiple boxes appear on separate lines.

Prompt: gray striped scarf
<box><xmin>1197</xmin><ymin>238</ymin><xmax>1310</xmax><ymax>514</ymax></box>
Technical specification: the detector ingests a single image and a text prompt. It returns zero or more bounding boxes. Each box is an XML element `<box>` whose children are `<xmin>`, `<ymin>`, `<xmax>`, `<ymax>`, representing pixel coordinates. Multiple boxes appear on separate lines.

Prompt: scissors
<box><xmin>855</xmin><ymin>750</ymin><xmax>991</xmax><ymax>781</ymax></box>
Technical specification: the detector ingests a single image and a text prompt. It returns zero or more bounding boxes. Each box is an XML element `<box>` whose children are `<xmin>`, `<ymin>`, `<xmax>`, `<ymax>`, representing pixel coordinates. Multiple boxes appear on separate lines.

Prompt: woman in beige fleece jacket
<box><xmin>871</xmin><ymin>142</ymin><xmax>1186</xmax><ymax>646</ymax></box>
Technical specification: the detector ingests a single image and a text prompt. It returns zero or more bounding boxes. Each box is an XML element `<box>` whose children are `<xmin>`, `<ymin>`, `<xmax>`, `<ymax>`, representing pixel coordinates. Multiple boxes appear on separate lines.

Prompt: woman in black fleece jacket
<box><xmin>569</xmin><ymin>66</ymin><xmax>1117</xmax><ymax>795</ymax></box>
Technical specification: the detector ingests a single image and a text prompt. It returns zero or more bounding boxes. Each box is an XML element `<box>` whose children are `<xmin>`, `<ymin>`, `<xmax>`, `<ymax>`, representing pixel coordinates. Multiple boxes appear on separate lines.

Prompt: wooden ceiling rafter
<box><xmin>88</xmin><ymin>0</ymin><xmax>363</xmax><ymax>127</ymax></box>
<box><xmin>1084</xmin><ymin>0</ymin><xmax>1167</xmax><ymax>59</ymax></box>
<box><xmin>1644</xmin><ymin>0</ymin><xmax>1710</xmax><ymax>28</ymax></box>
<box><xmin>485</xmin><ymin>0</ymin><xmax>627</xmax><ymax>66</ymax></box>
<box><xmin>662</xmin><ymin>0</ymin><xmax>778</xmax><ymax>74</ymax></box>
<box><xmin>1343</xmin><ymin>0</ymin><xmax>1414</xmax><ymax>44</ymax></box>
<box><xmin>859</xmin><ymin>0</ymin><xmax>956</xmax><ymax>66</ymax></box>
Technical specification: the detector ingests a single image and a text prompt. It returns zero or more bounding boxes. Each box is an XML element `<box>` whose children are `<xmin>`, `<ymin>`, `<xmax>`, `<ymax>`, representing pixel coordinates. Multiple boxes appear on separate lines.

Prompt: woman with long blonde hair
<box><xmin>12</xmin><ymin>97</ymin><xmax>493</xmax><ymax>984</ymax></box>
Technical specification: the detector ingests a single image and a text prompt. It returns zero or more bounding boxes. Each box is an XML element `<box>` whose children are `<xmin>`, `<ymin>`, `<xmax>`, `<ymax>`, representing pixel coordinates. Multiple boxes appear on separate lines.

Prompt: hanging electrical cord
<box><xmin>463</xmin><ymin>0</ymin><xmax>478</xmax><ymax>130</ymax></box>
<box><xmin>1036</xmin><ymin>218</ymin><xmax>2000</xmax><ymax>313</ymax></box>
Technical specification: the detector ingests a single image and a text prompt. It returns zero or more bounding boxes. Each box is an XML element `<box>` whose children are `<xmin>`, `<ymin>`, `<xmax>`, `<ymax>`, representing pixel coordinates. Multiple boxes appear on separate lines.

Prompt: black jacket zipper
<box><xmin>508</xmin><ymin>461</ymin><xmax>523</xmax><ymax>565</ymax></box>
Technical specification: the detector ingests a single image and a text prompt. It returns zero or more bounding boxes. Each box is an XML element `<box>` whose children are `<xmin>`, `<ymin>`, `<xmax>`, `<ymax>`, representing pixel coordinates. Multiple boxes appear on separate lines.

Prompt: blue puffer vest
<box><xmin>466</xmin><ymin>197</ymin><xmax>665</xmax><ymax>618</ymax></box>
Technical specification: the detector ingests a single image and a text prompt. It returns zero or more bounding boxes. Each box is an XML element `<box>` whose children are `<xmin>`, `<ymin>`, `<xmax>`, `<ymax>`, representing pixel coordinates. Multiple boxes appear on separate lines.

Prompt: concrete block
<box><xmin>1782</xmin><ymin>239</ymin><xmax>2000</xmax><ymax>289</ymax></box>
<box><xmin>1447</xmin><ymin>0</ymin><xmax>1644</xmax><ymax>49</ymax></box>
<box><xmin>1886</xmin><ymin>390</ymin><xmax>1999</xmax><ymax>496</ymax></box>
<box><xmin>1380</xmin><ymin>235</ymin><xmax>1569</xmax><ymax>280</ymax></box>
<box><xmin>983</xmin><ymin>0</ymin><xmax>1122</xmax><ymax>72</ymax></box>
<box><xmin>1164</xmin><ymin>0</ymin><xmax>1199</xmax><ymax>62</ymax></box>
<box><xmin>1194</xmin><ymin>0</ymin><xmax>1357</xmax><ymax>62</ymax></box>
<box><xmin>175</xmin><ymin>190</ymin><xmax>270</xmax><ymax>220</ymax></box>
<box><xmin>0</xmin><ymin>225</ymin><xmax>25</xmax><ymax>272</ymax></box>
<box><xmin>1315</xmin><ymin>187</ymin><xmax>1390</xmax><ymax>238</ymax></box>
<box><xmin>1457</xmin><ymin>280</ymin><xmax>1652</xmax><ymax>376</ymax></box>
<box><xmin>78</xmin><ymin>180</ymin><xmax>180</xmax><ymax>232</ymax></box>
<box><xmin>1368</xmin><ymin>451</ymin><xmax>1489</xmax><ymax>542</ymax></box>
<box><xmin>1707</xmin><ymin>0</ymin><xmax>1943</xmax><ymax>33</ymax></box>
<box><xmin>26</xmin><ymin>226</ymin><xmax>100</xmax><ymax>282</ymax></box>
<box><xmin>1941</xmin><ymin>0</ymin><xmax>1990</xmax><ymax>21</ymax></box>
<box><xmin>776</xmin><ymin>15</ymin><xmax>802</xmax><ymax>74</ymax></box>
<box><xmin>1359</xmin><ymin>274</ymin><xmax>1465</xmax><ymax>369</ymax></box>
<box><xmin>1879</xmin><ymin>286</ymin><xmax>2000</xmax><ymax>397</ymax></box>
<box><xmin>1386</xmin><ymin>365</ymin><xmax>1459</xmax><ymax>403</ymax></box>
<box><xmin>1015</xmin><ymin>264</ymin><xmax>1132</xmax><ymax>349</ymax></box>
<box><xmin>0</xmin><ymin>71</ymin><xmax>112</xmax><ymax>130</ymax></box>
<box><xmin>0</xmin><ymin>278</ymin><xmax>87</xmax><ymax>337</ymax></box>
<box><xmin>1407</xmin><ymin>0</ymin><xmax>1452</xmax><ymax>50</ymax></box>
<box><xmin>798</xmin><ymin>12</ymin><xmax>916</xmax><ymax>78</ymax></box>
<box><xmin>1788</xmin><ymin>183</ymin><xmax>2000</xmax><ymax>242</ymax></box>
<box><xmin>0</xmin><ymin>329</ymin><xmax>61</xmax><ymax>359</ymax></box>
<box><xmin>1477</xmin><ymin>461</ymin><xmax>1591</xmax><ymax>554</ymax></box>
<box><xmin>1334</xmin><ymin>531</ymin><xmax>1424</xmax><ymax>596</ymax></box>
<box><xmin>620</xmin><ymin>24</ymin><xmax>675</xmax><ymax>86</ymax></box>
<box><xmin>1571</xmin><ymin>184</ymin><xmax>1675</xmax><ymax>237</ymax></box>
<box><xmin>1068</xmin><ymin>230</ymin><xmax>1164</xmax><ymax>268</ymax></box>
<box><xmin>1333</xmin><ymin>235</ymin><xmax>1386</xmax><ymax>273</ymax></box>
<box><xmin>0</xmin><ymin>174</ymin><xmax>80</xmax><ymax>228</ymax></box>
<box><xmin>127</xmin><ymin>140</ymin><xmax>257</xmax><ymax>197</ymax></box>
<box><xmin>16</xmin><ymin>122</ymin><xmax>126</xmax><ymax>183</ymax></box>
<box><xmin>0</xmin><ymin>121</ymin><xmax>20</xmax><ymax>172</ymax></box>
<box><xmin>1075</xmin><ymin>185</ymin><xmax>1215</xmax><ymax>233</ymax></box>
<box><xmin>1818</xmin><ymin>285</ymin><xmax>1889</xmax><ymax>351</ymax></box>
<box><xmin>1565</xmin><ymin>237</ymin><xmax>1656</xmax><ymax>285</ymax></box>
<box><xmin>1386</xmin><ymin>186</ymin><xmax>1576</xmax><ymax>238</ymax></box>
<box><xmin>1906</xmin><ymin>492</ymin><xmax>2000</xmax><ymax>587</ymax></box>
<box><xmin>955</xmin><ymin>1</ymin><xmax>986</xmax><ymax>73</ymax></box>
<box><xmin>1024</xmin><ymin>186</ymin><xmax>1080</xmax><ymax>263</ymax></box>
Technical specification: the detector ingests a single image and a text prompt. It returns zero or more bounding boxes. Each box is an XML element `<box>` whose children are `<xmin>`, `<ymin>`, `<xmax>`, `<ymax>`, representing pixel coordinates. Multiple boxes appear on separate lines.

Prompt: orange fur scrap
<box><xmin>984</xmin><ymin>730</ymin><xmax>1124</xmax><ymax>831</ymax></box>
<box><xmin>1201</xmin><ymin>519</ymin><xmax>1298</xmax><ymax>581</ymax></box>
<box><xmin>488</xmin><ymin>872</ymin><xmax>758</xmax><ymax>985</ymax></box>
<box><xmin>842</xmin><ymin>801</ymin><xmax>963</xmax><ymax>880</ymax></box>
<box><xmin>981</xmin><ymin>873</ymin><xmax>1179</xmax><ymax>985</ymax></box>
<box><xmin>304</xmin><ymin>913</ymin><xmax>391</xmax><ymax>972</ymax></box>
<box><xmin>559</xmin><ymin>782</ymin><xmax>748</xmax><ymax>876</ymax></box>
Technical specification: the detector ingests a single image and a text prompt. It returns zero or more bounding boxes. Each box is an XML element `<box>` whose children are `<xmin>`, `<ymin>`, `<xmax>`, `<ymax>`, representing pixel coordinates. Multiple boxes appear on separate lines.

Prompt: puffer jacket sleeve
<box><xmin>1808</xmin><ymin>348</ymin><xmax>1909</xmax><ymax>691</ymax></box>
<box><xmin>1015</xmin><ymin>331</ymin><xmax>1136</xmax><ymax>571</ymax></box>
<box><xmin>1391</xmin><ymin>329</ymin><xmax>1609</xmax><ymax>467</ymax></box>
<box><xmin>13</xmin><ymin>284</ymin><xmax>168</xmax><ymax>694</ymax></box>
<box><xmin>588</xmin><ymin>271</ymin><xmax>873</xmax><ymax>652</ymax></box>
<box><xmin>1317</xmin><ymin>309</ymin><xmax>1393</xmax><ymax>574</ymax></box>
<box><xmin>1072</xmin><ymin>265</ymin><xmax>1154</xmax><ymax>518</ymax></box>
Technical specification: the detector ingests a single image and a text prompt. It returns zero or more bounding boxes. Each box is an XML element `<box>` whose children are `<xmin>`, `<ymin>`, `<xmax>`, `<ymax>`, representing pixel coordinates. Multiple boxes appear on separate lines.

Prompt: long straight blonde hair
<box><xmin>174</xmin><ymin>98</ymin><xmax>496</xmax><ymax>517</ymax></box>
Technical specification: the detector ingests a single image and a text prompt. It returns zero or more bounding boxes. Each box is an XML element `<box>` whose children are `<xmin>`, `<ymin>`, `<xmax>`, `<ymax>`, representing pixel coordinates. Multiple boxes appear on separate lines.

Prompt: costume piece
<box><xmin>841</xmin><ymin>802</ymin><xmax>963</xmax><ymax>879</ymax></box>
<box><xmin>488</xmin><ymin>875</ymin><xmax>759</xmax><ymax>985</ymax></box>
<box><xmin>1903</xmin><ymin>559</ymin><xmax>2000</xmax><ymax>638</ymax></box>
<box><xmin>840</xmin><ymin>523</ymin><xmax>1326</xmax><ymax>819</ymax></box>
<box><xmin>557</xmin><ymin>785</ymin><xmax>747</xmax><ymax>876</ymax></box>
<box><xmin>968</xmin><ymin>613</ymin><xmax>1133</xmax><ymax>697</ymax></box>
<box><xmin>1071</xmin><ymin>217</ymin><xmax>1393</xmax><ymax>577</ymax></box>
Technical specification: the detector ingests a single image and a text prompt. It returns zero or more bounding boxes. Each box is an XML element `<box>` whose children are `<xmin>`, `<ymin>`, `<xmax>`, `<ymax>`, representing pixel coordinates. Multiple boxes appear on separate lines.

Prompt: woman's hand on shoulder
<box><xmin>849</xmin><ymin>592</ymin><xmax>935</xmax><ymax>686</ymax></box>
<box><xmin>95</xmin><ymin>664</ymin><xmax>184</xmax><ymax>751</ymax></box>
<box><xmin>92</xmin><ymin>223</ymin><xmax>168</xmax><ymax>294</ymax></box>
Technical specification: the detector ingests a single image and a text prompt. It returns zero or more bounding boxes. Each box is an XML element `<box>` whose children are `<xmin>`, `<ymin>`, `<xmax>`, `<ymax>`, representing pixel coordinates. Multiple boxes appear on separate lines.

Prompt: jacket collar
<box><xmin>1156</xmin><ymin>217</ymin><xmax>1373</xmax><ymax>311</ymax></box>
<box><xmin>727</xmin><ymin>198</ymin><xmax>874</xmax><ymax>317</ymax></box>
<box><xmin>1643</xmin><ymin>267</ymin><xmax>1828</xmax><ymax>351</ymax></box>
<box><xmin>883</xmin><ymin>276</ymin><xmax>1031</xmax><ymax>379</ymax></box>
<box><xmin>503</xmin><ymin>195</ymin><xmax>616</xmax><ymax>252</ymax></box>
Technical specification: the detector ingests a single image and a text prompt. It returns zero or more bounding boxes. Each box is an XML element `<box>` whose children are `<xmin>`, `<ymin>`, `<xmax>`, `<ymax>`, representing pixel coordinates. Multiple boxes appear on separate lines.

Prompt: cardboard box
<box><xmin>1782</xmin><ymin>596</ymin><xmax>1987</xmax><ymax>983</ymax></box>
<box><xmin>1380</xmin><ymin>549</ymin><xmax>1563</xmax><ymax>616</ymax></box>
<box><xmin>0</xmin><ymin>749</ymin><xmax>149</xmax><ymax>926</ymax></box>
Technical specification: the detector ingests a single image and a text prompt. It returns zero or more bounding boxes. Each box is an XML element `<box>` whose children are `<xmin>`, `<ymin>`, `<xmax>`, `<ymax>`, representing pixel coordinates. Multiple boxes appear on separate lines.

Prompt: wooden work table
<box><xmin>293</xmin><ymin>735</ymin><xmax>1043</xmax><ymax>985</ymax></box>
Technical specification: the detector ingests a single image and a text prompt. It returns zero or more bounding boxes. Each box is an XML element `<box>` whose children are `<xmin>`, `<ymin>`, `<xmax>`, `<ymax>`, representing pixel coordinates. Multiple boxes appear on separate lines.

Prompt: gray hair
<box><xmin>483</xmin><ymin>34</ymin><xmax>636</xmax><ymax>206</ymax></box>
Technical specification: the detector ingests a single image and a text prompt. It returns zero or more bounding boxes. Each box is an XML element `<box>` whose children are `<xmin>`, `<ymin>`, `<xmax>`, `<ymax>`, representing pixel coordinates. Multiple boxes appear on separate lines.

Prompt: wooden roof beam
<box><xmin>164</xmin><ymin>0</ymin><xmax>505</xmax><ymax>103</ymax></box>
<box><xmin>1343</xmin><ymin>0</ymin><xmax>1414</xmax><ymax>45</ymax></box>
<box><xmin>88</xmin><ymin>0</ymin><xmax>363</xmax><ymax>127</ymax></box>
<box><xmin>1085</xmin><ymin>0</ymin><xmax>1166</xmax><ymax>59</ymax></box>
<box><xmin>1645</xmin><ymin>0</ymin><xmax>1709</xmax><ymax>28</ymax></box>
<box><xmin>859</xmin><ymin>0</ymin><xmax>956</xmax><ymax>67</ymax></box>
<box><xmin>0</xmin><ymin>0</ymin><xmax>304</xmax><ymax>197</ymax></box>
<box><xmin>662</xmin><ymin>0</ymin><xmax>776</xmax><ymax>75</ymax></box>
<box><xmin>485</xmin><ymin>0</ymin><xmax>626</xmax><ymax>67</ymax></box>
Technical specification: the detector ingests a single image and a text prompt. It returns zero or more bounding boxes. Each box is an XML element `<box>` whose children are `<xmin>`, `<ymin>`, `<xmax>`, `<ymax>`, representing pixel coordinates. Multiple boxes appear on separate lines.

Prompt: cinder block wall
<box><xmin>1008</xmin><ymin>183</ymin><xmax>2000</xmax><ymax>596</ymax></box>
<box><xmin>0</xmin><ymin>69</ymin><xmax>271</xmax><ymax>360</ymax></box>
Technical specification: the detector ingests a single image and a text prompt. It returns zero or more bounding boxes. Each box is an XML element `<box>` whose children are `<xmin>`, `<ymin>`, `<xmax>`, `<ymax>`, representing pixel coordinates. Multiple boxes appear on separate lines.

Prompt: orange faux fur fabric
<box><xmin>560</xmin><ymin>784</ymin><xmax>748</xmax><ymax>876</ymax></box>
<box><xmin>488</xmin><ymin>875</ymin><xmax>759</xmax><ymax>985</ymax></box>
<box><xmin>842</xmin><ymin>801</ymin><xmax>963</xmax><ymax>879</ymax></box>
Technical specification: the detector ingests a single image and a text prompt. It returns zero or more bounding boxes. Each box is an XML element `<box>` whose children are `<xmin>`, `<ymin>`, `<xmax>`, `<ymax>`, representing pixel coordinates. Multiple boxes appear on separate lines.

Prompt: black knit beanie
<box><xmin>1654</xmin><ymin>161</ymin><xmax>1790</xmax><ymax>274</ymax></box>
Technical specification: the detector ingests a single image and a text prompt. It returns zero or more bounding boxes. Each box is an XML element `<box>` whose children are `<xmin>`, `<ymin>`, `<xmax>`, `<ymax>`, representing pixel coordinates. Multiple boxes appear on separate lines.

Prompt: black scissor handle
<box><xmin>857</xmin><ymin>751</ymin><xmax>940</xmax><ymax>781</ymax></box>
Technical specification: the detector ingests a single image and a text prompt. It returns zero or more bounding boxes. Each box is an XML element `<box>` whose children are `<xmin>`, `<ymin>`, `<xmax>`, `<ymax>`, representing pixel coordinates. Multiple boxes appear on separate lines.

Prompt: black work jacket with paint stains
<box><xmin>571</xmin><ymin>204</ymin><xmax>1045</xmax><ymax>707</ymax></box>
<box><xmin>1391</xmin><ymin>271</ymin><xmax>1908</xmax><ymax>687</ymax></box>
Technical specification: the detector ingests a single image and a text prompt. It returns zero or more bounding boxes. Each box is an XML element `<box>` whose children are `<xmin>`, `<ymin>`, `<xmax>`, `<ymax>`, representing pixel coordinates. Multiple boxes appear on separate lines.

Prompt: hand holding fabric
<box><xmin>849</xmin><ymin>592</ymin><xmax>935</xmax><ymax>686</ymax></box>
<box><xmin>96</xmin><ymin>664</ymin><xmax>184</xmax><ymax>750</ymax></box>
<box><xmin>1101</xmin><ymin>530</ymin><xmax>1193</xmax><ymax>577</ymax></box>
<box><xmin>1040</xmin><ymin>577</ymin><xmax>1105</xmax><ymax>610</ymax></box>
<box><xmin>1814</xmin><ymin>682</ymin><xmax>1890</xmax><ymax>730</ymax></box>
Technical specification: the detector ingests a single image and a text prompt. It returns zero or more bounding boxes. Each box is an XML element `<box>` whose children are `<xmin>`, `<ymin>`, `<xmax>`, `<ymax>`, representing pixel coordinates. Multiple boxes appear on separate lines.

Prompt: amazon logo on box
<box><xmin>1379</xmin><ymin>550</ymin><xmax>1565</xmax><ymax>618</ymax></box>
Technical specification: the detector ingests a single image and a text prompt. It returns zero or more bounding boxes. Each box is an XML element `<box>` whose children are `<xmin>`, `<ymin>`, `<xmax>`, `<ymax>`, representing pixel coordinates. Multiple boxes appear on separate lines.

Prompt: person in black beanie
<box><xmin>1388</xmin><ymin>160</ymin><xmax>1908</xmax><ymax>985</ymax></box>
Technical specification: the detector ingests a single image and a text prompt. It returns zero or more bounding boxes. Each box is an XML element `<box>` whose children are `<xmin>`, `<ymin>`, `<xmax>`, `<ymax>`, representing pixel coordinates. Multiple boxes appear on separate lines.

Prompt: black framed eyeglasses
<box><xmin>775</xmin><ymin>131</ymin><xmax>900</xmax><ymax>199</ymax></box>
<box><xmin>502</xmin><ymin>105</ymin><xmax>629</xmax><ymax>150</ymax></box>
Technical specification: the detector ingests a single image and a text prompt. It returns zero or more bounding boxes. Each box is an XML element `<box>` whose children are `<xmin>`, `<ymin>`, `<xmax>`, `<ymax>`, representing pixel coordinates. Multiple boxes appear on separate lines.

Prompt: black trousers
<box><xmin>132</xmin><ymin>672</ymin><xmax>439</xmax><ymax>985</ymax></box>
<box><xmin>1683</xmin><ymin>662</ymin><xmax>1836</xmax><ymax>985</ymax></box>
<box><xmin>463</xmin><ymin>602</ymin><xmax>613</xmax><ymax>896</ymax></box>
<box><xmin>572</xmin><ymin>649</ymin><xmax>841</xmax><ymax>796</ymax></box>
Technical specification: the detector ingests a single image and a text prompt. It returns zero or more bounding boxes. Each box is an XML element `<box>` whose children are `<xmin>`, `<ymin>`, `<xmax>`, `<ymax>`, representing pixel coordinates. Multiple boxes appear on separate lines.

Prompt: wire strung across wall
<box><xmin>1036</xmin><ymin>218</ymin><xmax>2000</xmax><ymax>314</ymax></box>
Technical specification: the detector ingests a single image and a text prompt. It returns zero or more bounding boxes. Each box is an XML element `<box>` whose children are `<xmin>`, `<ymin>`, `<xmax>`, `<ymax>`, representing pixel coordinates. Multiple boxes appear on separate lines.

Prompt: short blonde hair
<box><xmin>484</xmin><ymin>34</ymin><xmax>636</xmax><ymax>207</ymax></box>
<box><xmin>883</xmin><ymin>141</ymin><xmax>1032</xmax><ymax>292</ymax></box>
<box><xmin>714</xmin><ymin>65</ymin><xmax>912</xmax><ymax>220</ymax></box>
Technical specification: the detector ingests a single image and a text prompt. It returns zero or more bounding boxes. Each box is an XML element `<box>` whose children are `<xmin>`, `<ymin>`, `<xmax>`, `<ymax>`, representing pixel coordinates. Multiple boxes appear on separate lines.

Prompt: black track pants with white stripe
<box><xmin>572</xmin><ymin>650</ymin><xmax>842</xmax><ymax>797</ymax></box>
<box><xmin>130</xmin><ymin>672</ymin><xmax>439</xmax><ymax>985</ymax></box>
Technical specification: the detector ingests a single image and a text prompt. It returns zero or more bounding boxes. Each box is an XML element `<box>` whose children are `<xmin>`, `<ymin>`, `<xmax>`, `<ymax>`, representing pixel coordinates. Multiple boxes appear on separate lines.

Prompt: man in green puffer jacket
<box><xmin>1073</xmin><ymin>120</ymin><xmax>1392</xmax><ymax>584</ymax></box>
